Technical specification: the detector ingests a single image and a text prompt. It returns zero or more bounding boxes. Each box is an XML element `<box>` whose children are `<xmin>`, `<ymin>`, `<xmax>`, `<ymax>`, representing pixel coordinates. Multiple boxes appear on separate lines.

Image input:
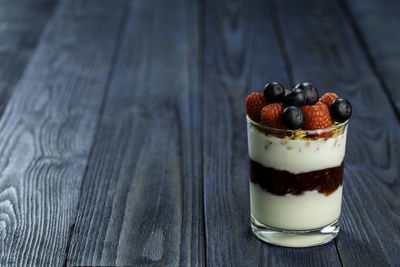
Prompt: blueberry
<box><xmin>264</xmin><ymin>82</ymin><xmax>285</xmax><ymax>103</ymax></box>
<box><xmin>284</xmin><ymin>88</ymin><xmax>306</xmax><ymax>106</ymax></box>
<box><xmin>282</xmin><ymin>106</ymin><xmax>304</xmax><ymax>130</ymax></box>
<box><xmin>295</xmin><ymin>82</ymin><xmax>319</xmax><ymax>105</ymax></box>
<box><xmin>330</xmin><ymin>98</ymin><xmax>352</xmax><ymax>122</ymax></box>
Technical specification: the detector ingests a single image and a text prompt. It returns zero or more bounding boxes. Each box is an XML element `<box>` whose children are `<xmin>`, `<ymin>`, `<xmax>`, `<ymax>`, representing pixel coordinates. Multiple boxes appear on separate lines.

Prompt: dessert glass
<box><xmin>247</xmin><ymin>115</ymin><xmax>348</xmax><ymax>247</ymax></box>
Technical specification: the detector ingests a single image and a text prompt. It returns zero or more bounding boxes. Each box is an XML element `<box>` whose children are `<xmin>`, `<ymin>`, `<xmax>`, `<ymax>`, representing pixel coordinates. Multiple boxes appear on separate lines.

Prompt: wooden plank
<box><xmin>66</xmin><ymin>0</ymin><xmax>204</xmax><ymax>266</ymax></box>
<box><xmin>273</xmin><ymin>0</ymin><xmax>400</xmax><ymax>266</ymax></box>
<box><xmin>340</xmin><ymin>0</ymin><xmax>400</xmax><ymax>116</ymax></box>
<box><xmin>0</xmin><ymin>0</ymin><xmax>127</xmax><ymax>265</ymax></box>
<box><xmin>202</xmin><ymin>0</ymin><xmax>342</xmax><ymax>266</ymax></box>
<box><xmin>0</xmin><ymin>0</ymin><xmax>58</xmax><ymax>112</ymax></box>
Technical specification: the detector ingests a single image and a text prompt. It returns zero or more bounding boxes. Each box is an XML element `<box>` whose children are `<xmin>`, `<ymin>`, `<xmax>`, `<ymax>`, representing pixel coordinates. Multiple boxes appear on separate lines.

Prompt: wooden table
<box><xmin>0</xmin><ymin>0</ymin><xmax>398</xmax><ymax>266</ymax></box>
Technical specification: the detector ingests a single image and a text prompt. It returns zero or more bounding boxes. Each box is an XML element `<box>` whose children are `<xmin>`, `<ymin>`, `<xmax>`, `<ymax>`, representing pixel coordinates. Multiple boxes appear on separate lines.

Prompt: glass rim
<box><xmin>246</xmin><ymin>115</ymin><xmax>348</xmax><ymax>135</ymax></box>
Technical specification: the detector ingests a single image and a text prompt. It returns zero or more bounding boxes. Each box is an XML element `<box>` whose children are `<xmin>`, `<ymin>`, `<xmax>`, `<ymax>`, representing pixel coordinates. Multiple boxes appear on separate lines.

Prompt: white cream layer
<box><xmin>247</xmin><ymin>124</ymin><xmax>347</xmax><ymax>174</ymax></box>
<box><xmin>250</xmin><ymin>183</ymin><xmax>343</xmax><ymax>230</ymax></box>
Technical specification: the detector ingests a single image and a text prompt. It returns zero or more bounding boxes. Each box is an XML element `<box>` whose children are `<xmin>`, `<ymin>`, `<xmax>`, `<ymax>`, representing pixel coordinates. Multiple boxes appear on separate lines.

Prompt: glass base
<box><xmin>251</xmin><ymin>216</ymin><xmax>339</xmax><ymax>248</ymax></box>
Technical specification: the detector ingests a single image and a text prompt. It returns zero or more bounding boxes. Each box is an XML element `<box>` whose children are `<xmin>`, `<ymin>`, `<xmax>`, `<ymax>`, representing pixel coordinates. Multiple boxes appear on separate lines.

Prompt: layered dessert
<box><xmin>246</xmin><ymin>82</ymin><xmax>352</xmax><ymax>238</ymax></box>
<box><xmin>248</xmin><ymin>119</ymin><xmax>347</xmax><ymax>230</ymax></box>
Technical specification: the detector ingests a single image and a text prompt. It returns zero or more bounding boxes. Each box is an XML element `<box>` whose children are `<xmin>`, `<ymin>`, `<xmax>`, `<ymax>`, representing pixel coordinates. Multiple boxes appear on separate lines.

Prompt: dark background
<box><xmin>0</xmin><ymin>0</ymin><xmax>398</xmax><ymax>266</ymax></box>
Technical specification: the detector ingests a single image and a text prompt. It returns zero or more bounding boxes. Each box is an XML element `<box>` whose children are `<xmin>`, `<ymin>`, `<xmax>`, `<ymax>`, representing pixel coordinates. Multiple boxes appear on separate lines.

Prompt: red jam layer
<box><xmin>249</xmin><ymin>159</ymin><xmax>344</xmax><ymax>196</ymax></box>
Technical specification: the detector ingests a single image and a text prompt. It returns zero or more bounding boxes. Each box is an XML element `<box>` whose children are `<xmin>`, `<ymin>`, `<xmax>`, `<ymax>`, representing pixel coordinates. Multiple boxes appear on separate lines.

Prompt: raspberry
<box><xmin>320</xmin><ymin>93</ymin><xmax>338</xmax><ymax>107</ymax></box>
<box><xmin>246</xmin><ymin>93</ymin><xmax>268</xmax><ymax>122</ymax></box>
<box><xmin>261</xmin><ymin>103</ymin><xmax>286</xmax><ymax>129</ymax></box>
<box><xmin>301</xmin><ymin>102</ymin><xmax>332</xmax><ymax>137</ymax></box>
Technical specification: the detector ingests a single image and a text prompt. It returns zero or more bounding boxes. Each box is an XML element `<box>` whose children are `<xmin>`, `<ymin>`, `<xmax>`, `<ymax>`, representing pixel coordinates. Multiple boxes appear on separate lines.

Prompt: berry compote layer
<box><xmin>247</xmin><ymin>118</ymin><xmax>347</xmax><ymax>230</ymax></box>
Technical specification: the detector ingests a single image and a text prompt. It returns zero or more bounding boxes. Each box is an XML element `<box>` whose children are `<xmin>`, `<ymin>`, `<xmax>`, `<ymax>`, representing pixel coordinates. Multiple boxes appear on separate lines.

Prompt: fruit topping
<box><xmin>246</xmin><ymin>92</ymin><xmax>268</xmax><ymax>122</ymax></box>
<box><xmin>284</xmin><ymin>88</ymin><xmax>306</xmax><ymax>106</ymax></box>
<box><xmin>263</xmin><ymin>82</ymin><xmax>285</xmax><ymax>103</ymax></box>
<box><xmin>246</xmin><ymin>81</ymin><xmax>352</xmax><ymax>134</ymax></box>
<box><xmin>295</xmin><ymin>82</ymin><xmax>319</xmax><ymax>105</ymax></box>
<box><xmin>320</xmin><ymin>92</ymin><xmax>339</xmax><ymax>107</ymax></box>
<box><xmin>330</xmin><ymin>98</ymin><xmax>352</xmax><ymax>123</ymax></box>
<box><xmin>301</xmin><ymin>102</ymin><xmax>332</xmax><ymax>137</ymax></box>
<box><xmin>261</xmin><ymin>103</ymin><xmax>286</xmax><ymax>129</ymax></box>
<box><xmin>282</xmin><ymin>106</ymin><xmax>304</xmax><ymax>130</ymax></box>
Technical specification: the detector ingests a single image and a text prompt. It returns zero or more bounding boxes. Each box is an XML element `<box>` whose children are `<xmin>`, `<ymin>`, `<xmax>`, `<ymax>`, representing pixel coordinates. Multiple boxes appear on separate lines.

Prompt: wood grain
<box><xmin>0</xmin><ymin>0</ymin><xmax>127</xmax><ymax>265</ymax></box>
<box><xmin>0</xmin><ymin>0</ymin><xmax>58</xmax><ymax>113</ymax></box>
<box><xmin>341</xmin><ymin>0</ymin><xmax>400</xmax><ymax>115</ymax></box>
<box><xmin>202</xmin><ymin>0</ymin><xmax>342</xmax><ymax>266</ymax></box>
<box><xmin>66</xmin><ymin>0</ymin><xmax>204</xmax><ymax>266</ymax></box>
<box><xmin>273</xmin><ymin>0</ymin><xmax>400</xmax><ymax>266</ymax></box>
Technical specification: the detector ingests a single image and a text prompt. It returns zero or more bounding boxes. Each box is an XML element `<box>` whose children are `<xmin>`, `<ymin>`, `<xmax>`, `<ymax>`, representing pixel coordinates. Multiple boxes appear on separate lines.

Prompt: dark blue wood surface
<box><xmin>0</xmin><ymin>0</ymin><xmax>398</xmax><ymax>266</ymax></box>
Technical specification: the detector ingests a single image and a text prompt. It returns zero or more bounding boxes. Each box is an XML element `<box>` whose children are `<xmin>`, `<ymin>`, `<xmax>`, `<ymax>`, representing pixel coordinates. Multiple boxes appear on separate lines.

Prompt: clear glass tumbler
<box><xmin>247</xmin><ymin>115</ymin><xmax>348</xmax><ymax>247</ymax></box>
